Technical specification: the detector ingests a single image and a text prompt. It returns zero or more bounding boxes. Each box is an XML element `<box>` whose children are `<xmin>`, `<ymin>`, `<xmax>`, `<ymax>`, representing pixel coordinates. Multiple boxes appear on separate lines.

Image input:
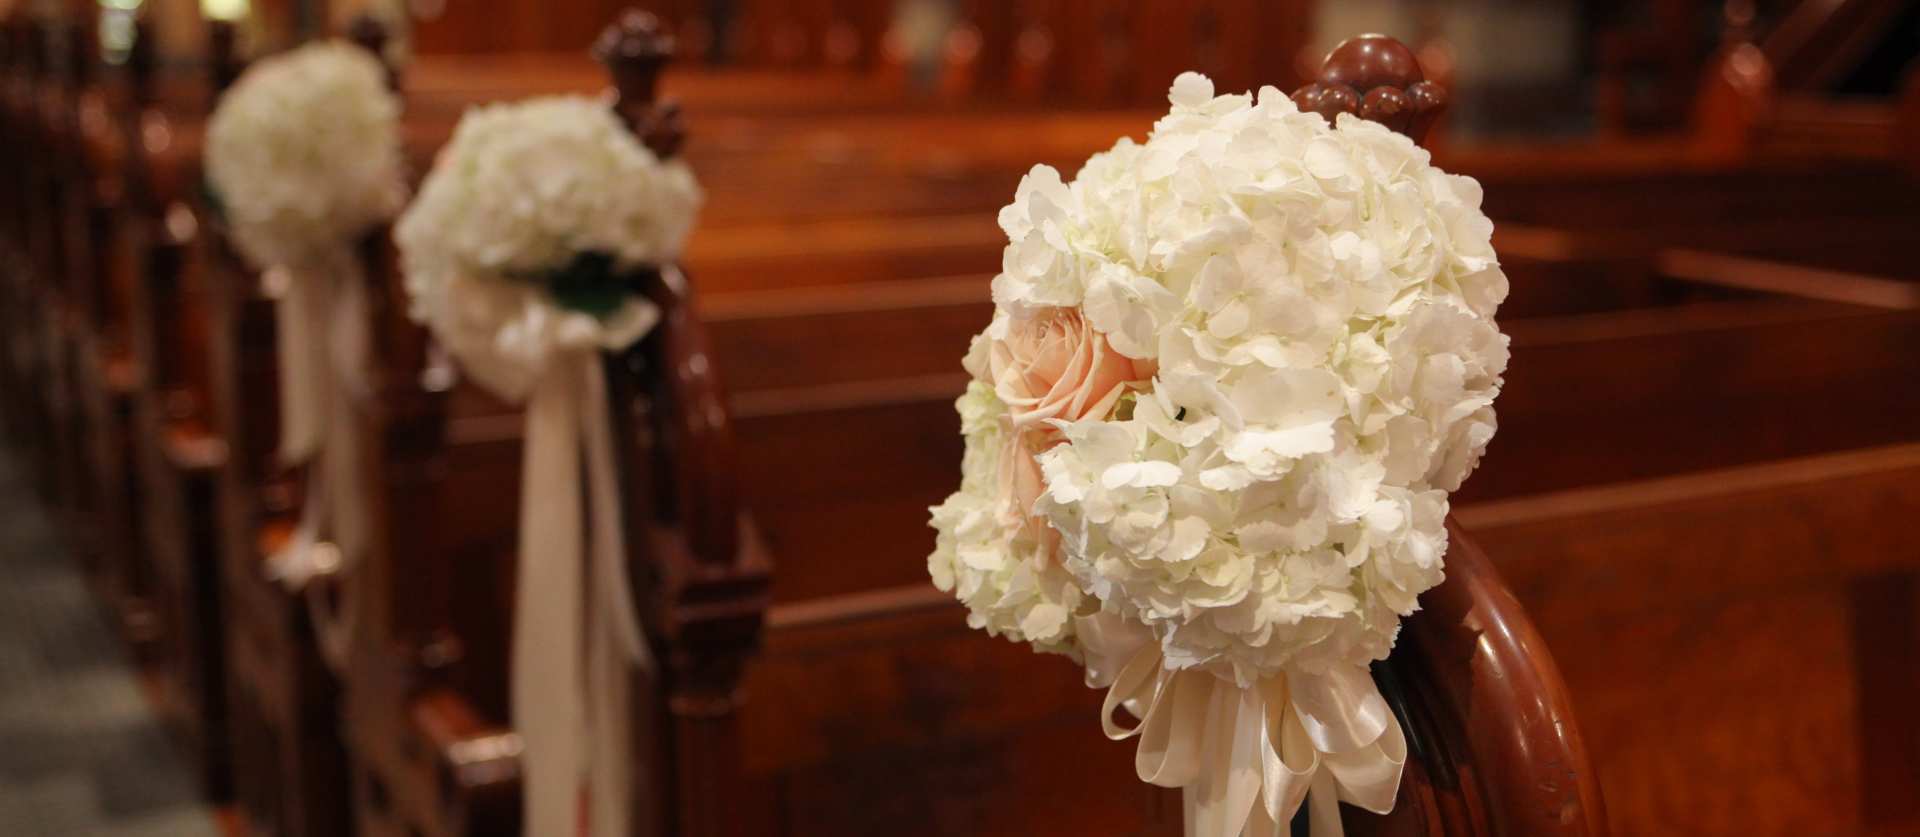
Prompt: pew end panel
<box><xmin>607</xmin><ymin>260</ymin><xmax>775</xmax><ymax>836</ymax></box>
<box><xmin>1345</xmin><ymin>521</ymin><xmax>1607</xmax><ymax>836</ymax></box>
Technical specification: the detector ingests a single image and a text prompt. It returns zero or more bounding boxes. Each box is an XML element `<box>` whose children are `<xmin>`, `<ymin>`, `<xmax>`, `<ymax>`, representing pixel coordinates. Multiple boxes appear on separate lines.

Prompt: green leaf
<box><xmin>543</xmin><ymin>250</ymin><xmax>633</xmax><ymax>319</ymax></box>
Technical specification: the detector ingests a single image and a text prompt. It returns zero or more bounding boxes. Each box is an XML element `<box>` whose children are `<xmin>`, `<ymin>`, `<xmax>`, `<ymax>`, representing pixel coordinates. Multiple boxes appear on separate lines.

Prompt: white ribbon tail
<box><xmin>514</xmin><ymin>353</ymin><xmax>653</xmax><ymax>837</ymax></box>
<box><xmin>261</xmin><ymin>252</ymin><xmax>371</xmax><ymax>675</ymax></box>
<box><xmin>271</xmin><ymin>266</ymin><xmax>327</xmax><ymax>466</ymax></box>
<box><xmin>514</xmin><ymin>359</ymin><xmax>589</xmax><ymax>837</ymax></box>
<box><xmin>307</xmin><ymin>264</ymin><xmax>371</xmax><ymax>673</ymax></box>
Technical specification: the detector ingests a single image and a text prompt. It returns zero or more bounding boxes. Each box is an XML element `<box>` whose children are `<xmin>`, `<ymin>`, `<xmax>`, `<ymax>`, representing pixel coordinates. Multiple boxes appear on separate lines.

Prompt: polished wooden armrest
<box><xmin>407</xmin><ymin>688</ymin><xmax>522</xmax><ymax>814</ymax></box>
<box><xmin>102</xmin><ymin>345</ymin><xmax>140</xmax><ymax>395</ymax></box>
<box><xmin>1358</xmin><ymin>521</ymin><xmax>1607</xmax><ymax>836</ymax></box>
<box><xmin>161</xmin><ymin>416</ymin><xmax>228</xmax><ymax>474</ymax></box>
<box><xmin>252</xmin><ymin>517</ymin><xmax>297</xmax><ymax>565</ymax></box>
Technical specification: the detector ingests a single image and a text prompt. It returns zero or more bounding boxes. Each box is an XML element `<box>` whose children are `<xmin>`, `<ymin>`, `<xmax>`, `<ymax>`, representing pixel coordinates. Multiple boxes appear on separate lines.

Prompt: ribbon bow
<box><xmin>1078</xmin><ymin>613</ymin><xmax>1407</xmax><ymax>837</ymax></box>
<box><xmin>262</xmin><ymin>247</ymin><xmax>373</xmax><ymax>673</ymax></box>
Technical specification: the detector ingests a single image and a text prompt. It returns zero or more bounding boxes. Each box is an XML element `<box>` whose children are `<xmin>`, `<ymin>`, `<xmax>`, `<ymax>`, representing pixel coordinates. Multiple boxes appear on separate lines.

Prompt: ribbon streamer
<box><xmin>1078</xmin><ymin>613</ymin><xmax>1406</xmax><ymax>837</ymax></box>
<box><xmin>262</xmin><ymin>252</ymin><xmax>373</xmax><ymax>673</ymax></box>
<box><xmin>513</xmin><ymin>349</ymin><xmax>653</xmax><ymax>837</ymax></box>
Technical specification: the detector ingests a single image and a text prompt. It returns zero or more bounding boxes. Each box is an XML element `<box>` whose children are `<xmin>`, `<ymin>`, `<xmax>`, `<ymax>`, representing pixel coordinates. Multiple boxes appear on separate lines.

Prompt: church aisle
<box><xmin>0</xmin><ymin>455</ymin><xmax>219</xmax><ymax>837</ymax></box>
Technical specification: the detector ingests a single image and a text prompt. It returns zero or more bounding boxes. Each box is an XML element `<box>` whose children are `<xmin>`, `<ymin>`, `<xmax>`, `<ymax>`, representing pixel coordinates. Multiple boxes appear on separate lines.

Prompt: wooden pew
<box><xmin>15</xmin><ymin>13</ymin><xmax>89</xmax><ymax>534</ymax></box>
<box><xmin>202</xmin><ymin>16</ymin><xmax>510</xmax><ymax>833</ymax></box>
<box><xmin>202</xmin><ymin>157</ymin><xmax>353</xmax><ymax>837</ymax></box>
<box><xmin>1459</xmin><ymin>443</ymin><xmax>1920</xmax><ymax>835</ymax></box>
<box><xmin>735</xmin><ymin>519</ymin><xmax>1608</xmax><ymax>837</ymax></box>
<box><xmin>681</xmin><ymin>252</ymin><xmax>1919</xmax><ymax>602</ymax></box>
<box><xmin>341</xmin><ymin>15</ymin><xmax>771</xmax><ymax>837</ymax></box>
<box><xmin>7</xmin><ymin>4</ymin><xmax>1912</xmax><ymax>829</ymax></box>
<box><xmin>315</xmin><ymin>25</ymin><xmax>1912</xmax><ymax>834</ymax></box>
<box><xmin>389</xmin><ymin>21</ymin><xmax>1920</xmax><ymax>298</ymax></box>
<box><xmin>67</xmin><ymin>6</ymin><xmax>1912</xmax><ymax>829</ymax></box>
<box><xmin>707</xmin><ymin>267</ymin><xmax>1918</xmax><ymax>837</ymax></box>
<box><xmin>204</xmin><ymin>18</ymin><xmax>469</xmax><ymax>837</ymax></box>
<box><xmin>0</xmin><ymin>16</ymin><xmax>43</xmax><ymax>465</ymax></box>
<box><xmin>336</xmin><ymin>25</ymin><xmax>1600</xmax><ymax>835</ymax></box>
<box><xmin>706</xmin><ymin>39</ymin><xmax>1610</xmax><ymax>831</ymax></box>
<box><xmin>1692</xmin><ymin>0</ymin><xmax>1917</xmax><ymax>161</ymax></box>
<box><xmin>116</xmin><ymin>13</ymin><xmax>237</xmax><ymax>800</ymax></box>
<box><xmin>0</xmin><ymin>3</ymin><xmax>157</xmax><ymax>651</ymax></box>
<box><xmin>349</xmin><ymin>29</ymin><xmax>1559</xmax><ymax>833</ymax></box>
<box><xmin>54</xmin><ymin>5</ymin><xmax>172</xmax><ymax>659</ymax></box>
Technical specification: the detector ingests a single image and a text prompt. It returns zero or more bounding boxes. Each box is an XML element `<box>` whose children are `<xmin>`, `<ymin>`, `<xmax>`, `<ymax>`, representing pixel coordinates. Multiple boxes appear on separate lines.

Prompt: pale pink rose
<box><xmin>989</xmin><ymin>308</ymin><xmax>1151</xmax><ymax>542</ymax></box>
<box><xmin>990</xmin><ymin>308</ymin><xmax>1149</xmax><ymax>440</ymax></box>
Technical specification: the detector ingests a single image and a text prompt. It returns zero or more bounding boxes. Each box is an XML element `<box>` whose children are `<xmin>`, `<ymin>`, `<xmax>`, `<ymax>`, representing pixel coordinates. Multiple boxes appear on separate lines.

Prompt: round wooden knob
<box><xmin>1320</xmin><ymin>34</ymin><xmax>1423</xmax><ymax>91</ymax></box>
<box><xmin>1290</xmin><ymin>82</ymin><xmax>1359</xmax><ymax>122</ymax></box>
<box><xmin>1407</xmin><ymin>80</ymin><xmax>1446</xmax><ymax>115</ymax></box>
<box><xmin>1295</xmin><ymin>34</ymin><xmax>1447</xmax><ymax>143</ymax></box>
<box><xmin>1360</xmin><ymin>86</ymin><xmax>1412</xmax><ymax>133</ymax></box>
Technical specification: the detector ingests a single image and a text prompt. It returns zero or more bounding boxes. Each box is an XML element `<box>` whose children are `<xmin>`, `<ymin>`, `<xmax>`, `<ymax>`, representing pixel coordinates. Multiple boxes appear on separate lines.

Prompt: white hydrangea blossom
<box><xmin>928</xmin><ymin>378</ymin><xmax>1085</xmax><ymax>658</ymax></box>
<box><xmin>206</xmin><ymin>42</ymin><xmax>406</xmax><ymax>271</ymax></box>
<box><xmin>933</xmin><ymin>72</ymin><xmax>1508</xmax><ymax>686</ymax></box>
<box><xmin>396</xmin><ymin>96</ymin><xmax>703</xmax><ymax>401</ymax></box>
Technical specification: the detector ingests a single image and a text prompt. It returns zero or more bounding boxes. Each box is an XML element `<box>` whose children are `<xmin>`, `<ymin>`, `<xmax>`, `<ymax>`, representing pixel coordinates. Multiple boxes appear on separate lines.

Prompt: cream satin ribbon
<box><xmin>1078</xmin><ymin>613</ymin><xmax>1406</xmax><ymax>837</ymax></box>
<box><xmin>261</xmin><ymin>252</ymin><xmax>372</xmax><ymax>674</ymax></box>
<box><xmin>513</xmin><ymin>349</ymin><xmax>652</xmax><ymax>837</ymax></box>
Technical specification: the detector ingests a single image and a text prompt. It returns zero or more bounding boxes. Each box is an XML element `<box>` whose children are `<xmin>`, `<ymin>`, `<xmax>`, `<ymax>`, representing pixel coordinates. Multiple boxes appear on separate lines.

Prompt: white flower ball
<box><xmin>206</xmin><ymin>42</ymin><xmax>406</xmax><ymax>271</ymax></box>
<box><xmin>934</xmin><ymin>72</ymin><xmax>1509</xmax><ymax>686</ymax></box>
<box><xmin>396</xmin><ymin>96</ymin><xmax>703</xmax><ymax>402</ymax></box>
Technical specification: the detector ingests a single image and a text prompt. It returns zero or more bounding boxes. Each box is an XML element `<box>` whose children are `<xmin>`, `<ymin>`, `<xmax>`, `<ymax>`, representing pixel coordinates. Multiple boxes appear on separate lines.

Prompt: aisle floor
<box><xmin>0</xmin><ymin>454</ymin><xmax>220</xmax><ymax>836</ymax></box>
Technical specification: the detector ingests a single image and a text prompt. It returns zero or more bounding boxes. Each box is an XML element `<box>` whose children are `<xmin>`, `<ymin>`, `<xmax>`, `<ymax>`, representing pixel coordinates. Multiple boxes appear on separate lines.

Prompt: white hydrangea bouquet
<box><xmin>399</xmin><ymin>96</ymin><xmax>701</xmax><ymax>400</ymax></box>
<box><xmin>396</xmin><ymin>94</ymin><xmax>701</xmax><ymax>837</ymax></box>
<box><xmin>206</xmin><ymin>41</ymin><xmax>406</xmax><ymax>276</ymax></box>
<box><xmin>204</xmin><ymin>41</ymin><xmax>406</xmax><ymax>662</ymax></box>
<box><xmin>930</xmin><ymin>71</ymin><xmax>1508</xmax><ymax>836</ymax></box>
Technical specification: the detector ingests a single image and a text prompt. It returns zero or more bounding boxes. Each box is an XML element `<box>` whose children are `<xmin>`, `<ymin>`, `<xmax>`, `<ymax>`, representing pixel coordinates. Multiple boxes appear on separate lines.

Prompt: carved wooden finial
<box><xmin>346</xmin><ymin>13</ymin><xmax>387</xmax><ymax>59</ymax></box>
<box><xmin>593</xmin><ymin>8</ymin><xmax>684</xmax><ymax>160</ymax></box>
<box><xmin>346</xmin><ymin>12</ymin><xmax>400</xmax><ymax>90</ymax></box>
<box><xmin>128</xmin><ymin>15</ymin><xmax>156</xmax><ymax>106</ymax></box>
<box><xmin>1720</xmin><ymin>0</ymin><xmax>1758</xmax><ymax>45</ymax></box>
<box><xmin>0</xmin><ymin>17</ymin><xmax>16</xmax><ymax>74</ymax></box>
<box><xmin>24</xmin><ymin>15</ymin><xmax>45</xmax><ymax>77</ymax></box>
<box><xmin>1291</xmin><ymin>34</ymin><xmax>1446</xmax><ymax>142</ymax></box>
<box><xmin>207</xmin><ymin>18</ymin><xmax>242</xmax><ymax>93</ymax></box>
<box><xmin>65</xmin><ymin>16</ymin><xmax>94</xmax><ymax>86</ymax></box>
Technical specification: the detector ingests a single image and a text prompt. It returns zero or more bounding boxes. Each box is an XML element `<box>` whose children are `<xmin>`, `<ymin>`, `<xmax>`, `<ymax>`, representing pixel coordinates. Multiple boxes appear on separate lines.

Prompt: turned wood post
<box><xmin>346</xmin><ymin>12</ymin><xmax>399</xmax><ymax>90</ymax></box>
<box><xmin>126</xmin><ymin>15</ymin><xmax>157</xmax><ymax>109</ymax></box>
<box><xmin>208</xmin><ymin>17</ymin><xmax>242</xmax><ymax>93</ymax></box>
<box><xmin>595</xmin><ymin>10</ymin><xmax>770</xmax><ymax>837</ymax></box>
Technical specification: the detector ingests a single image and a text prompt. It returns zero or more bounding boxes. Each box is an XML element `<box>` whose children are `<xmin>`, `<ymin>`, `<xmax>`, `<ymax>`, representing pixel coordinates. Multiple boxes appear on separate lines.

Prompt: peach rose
<box><xmin>989</xmin><ymin>308</ymin><xmax>1151</xmax><ymax>539</ymax></box>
